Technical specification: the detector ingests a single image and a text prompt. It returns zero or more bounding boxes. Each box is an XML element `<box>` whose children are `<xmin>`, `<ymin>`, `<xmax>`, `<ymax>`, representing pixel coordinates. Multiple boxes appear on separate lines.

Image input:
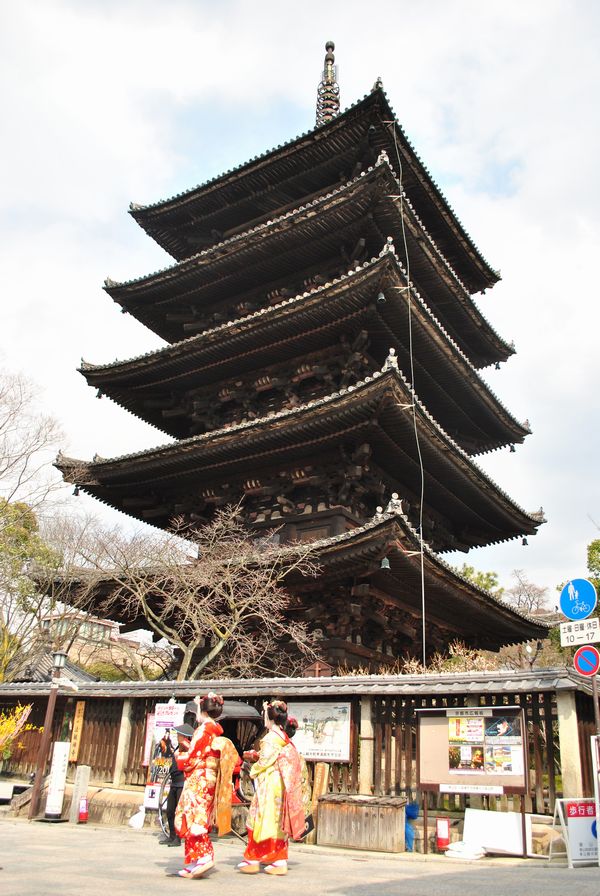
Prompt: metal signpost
<box><xmin>559</xmin><ymin>578</ymin><xmax>600</xmax><ymax>735</ymax></box>
<box><xmin>549</xmin><ymin>579</ymin><xmax>600</xmax><ymax>867</ymax></box>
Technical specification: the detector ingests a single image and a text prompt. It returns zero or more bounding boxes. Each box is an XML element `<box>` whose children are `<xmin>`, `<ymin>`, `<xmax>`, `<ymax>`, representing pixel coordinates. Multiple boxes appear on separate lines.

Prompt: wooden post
<box><xmin>592</xmin><ymin>676</ymin><xmax>600</xmax><ymax>736</ymax></box>
<box><xmin>112</xmin><ymin>698</ymin><xmax>133</xmax><ymax>787</ymax></box>
<box><xmin>28</xmin><ymin>676</ymin><xmax>59</xmax><ymax>820</ymax></box>
<box><xmin>306</xmin><ymin>761</ymin><xmax>329</xmax><ymax>845</ymax></box>
<box><xmin>68</xmin><ymin>764</ymin><xmax>91</xmax><ymax>824</ymax></box>
<box><xmin>556</xmin><ymin>690</ymin><xmax>583</xmax><ymax>796</ymax></box>
<box><xmin>358</xmin><ymin>695</ymin><xmax>374</xmax><ymax>795</ymax></box>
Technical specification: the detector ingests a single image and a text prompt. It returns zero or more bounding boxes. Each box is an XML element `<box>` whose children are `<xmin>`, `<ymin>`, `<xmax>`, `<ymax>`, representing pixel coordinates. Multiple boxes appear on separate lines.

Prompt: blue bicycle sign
<box><xmin>559</xmin><ymin>578</ymin><xmax>597</xmax><ymax>621</ymax></box>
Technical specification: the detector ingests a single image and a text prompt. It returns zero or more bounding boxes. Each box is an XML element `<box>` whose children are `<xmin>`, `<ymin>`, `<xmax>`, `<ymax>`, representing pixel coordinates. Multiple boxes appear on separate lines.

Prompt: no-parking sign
<box><xmin>573</xmin><ymin>645</ymin><xmax>600</xmax><ymax>677</ymax></box>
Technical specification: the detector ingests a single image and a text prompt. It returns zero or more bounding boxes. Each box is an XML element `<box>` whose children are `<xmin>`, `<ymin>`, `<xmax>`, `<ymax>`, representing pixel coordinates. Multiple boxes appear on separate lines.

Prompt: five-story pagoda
<box><xmin>58</xmin><ymin>44</ymin><xmax>547</xmax><ymax>668</ymax></box>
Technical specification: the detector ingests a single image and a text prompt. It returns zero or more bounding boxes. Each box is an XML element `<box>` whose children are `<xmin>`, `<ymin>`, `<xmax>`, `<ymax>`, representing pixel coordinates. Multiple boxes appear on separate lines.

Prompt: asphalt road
<box><xmin>3</xmin><ymin>817</ymin><xmax>598</xmax><ymax>896</ymax></box>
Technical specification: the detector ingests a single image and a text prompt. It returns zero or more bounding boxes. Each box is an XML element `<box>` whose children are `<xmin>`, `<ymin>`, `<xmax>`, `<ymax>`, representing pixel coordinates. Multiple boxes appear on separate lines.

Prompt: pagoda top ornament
<box><xmin>316</xmin><ymin>41</ymin><xmax>340</xmax><ymax>127</ymax></box>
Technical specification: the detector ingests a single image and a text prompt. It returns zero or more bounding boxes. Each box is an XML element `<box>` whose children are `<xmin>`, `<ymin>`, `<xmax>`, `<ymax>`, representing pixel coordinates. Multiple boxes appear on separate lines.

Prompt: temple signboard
<box><xmin>286</xmin><ymin>701</ymin><xmax>352</xmax><ymax>762</ymax></box>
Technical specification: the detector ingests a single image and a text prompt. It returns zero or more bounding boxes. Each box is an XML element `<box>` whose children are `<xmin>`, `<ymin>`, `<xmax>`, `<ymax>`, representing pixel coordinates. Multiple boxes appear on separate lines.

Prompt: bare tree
<box><xmin>85</xmin><ymin>505</ymin><xmax>320</xmax><ymax>680</ymax></box>
<box><xmin>504</xmin><ymin>569</ymin><xmax>549</xmax><ymax>614</ymax></box>
<box><xmin>68</xmin><ymin>631</ymin><xmax>174</xmax><ymax>682</ymax></box>
<box><xmin>0</xmin><ymin>370</ymin><xmax>63</xmax><ymax>515</ymax></box>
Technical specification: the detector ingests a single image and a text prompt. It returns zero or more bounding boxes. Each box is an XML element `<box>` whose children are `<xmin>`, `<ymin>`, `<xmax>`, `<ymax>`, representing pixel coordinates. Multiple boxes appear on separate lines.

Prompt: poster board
<box><xmin>417</xmin><ymin>706</ymin><xmax>528</xmax><ymax>794</ymax></box>
<box><xmin>286</xmin><ymin>701</ymin><xmax>352</xmax><ymax>762</ymax></box>
<box><xmin>143</xmin><ymin>702</ymin><xmax>186</xmax><ymax>809</ymax></box>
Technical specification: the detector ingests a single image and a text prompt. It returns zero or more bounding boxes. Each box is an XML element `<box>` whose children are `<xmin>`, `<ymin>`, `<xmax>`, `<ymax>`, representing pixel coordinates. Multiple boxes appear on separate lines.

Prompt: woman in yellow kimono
<box><xmin>238</xmin><ymin>699</ymin><xmax>304</xmax><ymax>876</ymax></box>
<box><xmin>174</xmin><ymin>692</ymin><xmax>224</xmax><ymax>879</ymax></box>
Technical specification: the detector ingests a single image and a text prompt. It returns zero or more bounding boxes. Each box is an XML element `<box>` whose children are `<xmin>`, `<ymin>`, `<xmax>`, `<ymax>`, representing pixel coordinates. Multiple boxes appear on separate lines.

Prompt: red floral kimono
<box><xmin>175</xmin><ymin>719</ymin><xmax>223</xmax><ymax>865</ymax></box>
<box><xmin>244</xmin><ymin>728</ymin><xmax>305</xmax><ymax>865</ymax></box>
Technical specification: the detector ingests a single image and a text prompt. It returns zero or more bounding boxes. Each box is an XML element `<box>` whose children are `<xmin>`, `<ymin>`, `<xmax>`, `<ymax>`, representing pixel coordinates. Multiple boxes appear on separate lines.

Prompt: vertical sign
<box><xmin>142</xmin><ymin>713</ymin><xmax>155</xmax><ymax>767</ymax></box>
<box><xmin>68</xmin><ymin>701</ymin><xmax>86</xmax><ymax>762</ymax></box>
<box><xmin>45</xmin><ymin>741</ymin><xmax>70</xmax><ymax>819</ymax></box>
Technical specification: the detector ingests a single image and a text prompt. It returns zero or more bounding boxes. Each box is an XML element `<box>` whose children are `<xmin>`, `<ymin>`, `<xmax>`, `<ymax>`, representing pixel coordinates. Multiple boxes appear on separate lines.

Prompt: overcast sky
<box><xmin>1</xmin><ymin>0</ymin><xmax>598</xmax><ymax>597</ymax></box>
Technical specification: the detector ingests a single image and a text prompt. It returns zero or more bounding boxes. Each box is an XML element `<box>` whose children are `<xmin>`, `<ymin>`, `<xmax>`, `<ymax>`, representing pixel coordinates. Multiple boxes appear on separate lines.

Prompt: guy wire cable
<box><xmin>389</xmin><ymin>119</ymin><xmax>427</xmax><ymax>669</ymax></box>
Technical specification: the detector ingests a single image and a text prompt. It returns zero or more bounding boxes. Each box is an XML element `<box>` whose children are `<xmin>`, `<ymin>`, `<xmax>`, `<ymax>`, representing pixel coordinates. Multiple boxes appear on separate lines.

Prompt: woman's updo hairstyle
<box><xmin>199</xmin><ymin>691</ymin><xmax>224</xmax><ymax>719</ymax></box>
<box><xmin>284</xmin><ymin>715</ymin><xmax>298</xmax><ymax>738</ymax></box>
<box><xmin>267</xmin><ymin>699</ymin><xmax>288</xmax><ymax>727</ymax></box>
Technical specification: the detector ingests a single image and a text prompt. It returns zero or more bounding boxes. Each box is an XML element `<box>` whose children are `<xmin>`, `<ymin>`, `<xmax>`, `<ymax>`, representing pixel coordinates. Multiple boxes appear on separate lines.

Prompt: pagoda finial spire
<box><xmin>316</xmin><ymin>41</ymin><xmax>340</xmax><ymax>127</ymax></box>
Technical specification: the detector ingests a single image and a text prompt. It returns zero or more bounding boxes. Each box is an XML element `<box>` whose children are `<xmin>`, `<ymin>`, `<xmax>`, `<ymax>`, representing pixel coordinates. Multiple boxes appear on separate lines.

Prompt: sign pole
<box><xmin>592</xmin><ymin>676</ymin><xmax>600</xmax><ymax>736</ymax></box>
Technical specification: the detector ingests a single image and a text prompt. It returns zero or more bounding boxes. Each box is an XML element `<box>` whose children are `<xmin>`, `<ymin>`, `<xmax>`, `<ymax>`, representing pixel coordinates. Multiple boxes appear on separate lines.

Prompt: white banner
<box><xmin>560</xmin><ymin>617</ymin><xmax>600</xmax><ymax>647</ymax></box>
<box><xmin>45</xmin><ymin>741</ymin><xmax>70</xmax><ymax>818</ymax></box>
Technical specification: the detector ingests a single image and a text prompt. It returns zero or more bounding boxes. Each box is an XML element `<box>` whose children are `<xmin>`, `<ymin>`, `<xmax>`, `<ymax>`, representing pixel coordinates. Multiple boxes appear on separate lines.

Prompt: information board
<box><xmin>417</xmin><ymin>706</ymin><xmax>528</xmax><ymax>794</ymax></box>
<box><xmin>286</xmin><ymin>701</ymin><xmax>352</xmax><ymax>762</ymax></box>
<box><xmin>560</xmin><ymin>617</ymin><xmax>600</xmax><ymax>647</ymax></box>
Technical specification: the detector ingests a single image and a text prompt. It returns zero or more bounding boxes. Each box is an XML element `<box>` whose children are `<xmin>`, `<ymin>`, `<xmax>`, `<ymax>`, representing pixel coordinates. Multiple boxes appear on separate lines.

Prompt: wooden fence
<box><xmin>1</xmin><ymin>683</ymin><xmax>596</xmax><ymax>816</ymax></box>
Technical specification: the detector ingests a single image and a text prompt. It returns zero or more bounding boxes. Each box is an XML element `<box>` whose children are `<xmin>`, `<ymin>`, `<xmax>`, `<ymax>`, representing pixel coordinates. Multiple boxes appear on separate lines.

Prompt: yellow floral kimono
<box><xmin>244</xmin><ymin>728</ymin><xmax>305</xmax><ymax>866</ymax></box>
<box><xmin>246</xmin><ymin>728</ymin><xmax>287</xmax><ymax>842</ymax></box>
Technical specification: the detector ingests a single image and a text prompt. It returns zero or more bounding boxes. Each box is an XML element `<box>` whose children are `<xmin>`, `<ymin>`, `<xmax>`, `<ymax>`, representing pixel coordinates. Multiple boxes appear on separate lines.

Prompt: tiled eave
<box><xmin>57</xmin><ymin>365</ymin><xmax>544</xmax><ymax>550</ymax></box>
<box><xmin>84</xmin><ymin>250</ymin><xmax>528</xmax><ymax>454</ymax></box>
<box><xmin>109</xmin><ymin>159</ymin><xmax>510</xmax><ymax>366</ymax></box>
<box><xmin>129</xmin><ymin>86</ymin><xmax>498</xmax><ymax>293</ymax></box>
<box><xmin>0</xmin><ymin>669</ymin><xmax>588</xmax><ymax>702</ymax></box>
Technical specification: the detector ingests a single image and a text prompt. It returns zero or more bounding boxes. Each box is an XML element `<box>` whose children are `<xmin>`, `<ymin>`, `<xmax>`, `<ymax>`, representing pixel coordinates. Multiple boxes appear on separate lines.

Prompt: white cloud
<box><xmin>1</xmin><ymin>0</ymin><xmax>598</xmax><ymax>590</ymax></box>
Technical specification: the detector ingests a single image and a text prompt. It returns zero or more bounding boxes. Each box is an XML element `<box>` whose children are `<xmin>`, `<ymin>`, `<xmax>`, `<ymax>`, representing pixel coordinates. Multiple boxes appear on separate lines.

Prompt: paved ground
<box><xmin>2</xmin><ymin>817</ymin><xmax>598</xmax><ymax>896</ymax></box>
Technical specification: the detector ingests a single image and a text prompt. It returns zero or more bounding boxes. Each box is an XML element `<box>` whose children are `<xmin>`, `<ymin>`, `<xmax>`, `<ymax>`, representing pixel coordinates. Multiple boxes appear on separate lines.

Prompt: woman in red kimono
<box><xmin>174</xmin><ymin>692</ymin><xmax>224</xmax><ymax>878</ymax></box>
<box><xmin>238</xmin><ymin>699</ymin><xmax>305</xmax><ymax>876</ymax></box>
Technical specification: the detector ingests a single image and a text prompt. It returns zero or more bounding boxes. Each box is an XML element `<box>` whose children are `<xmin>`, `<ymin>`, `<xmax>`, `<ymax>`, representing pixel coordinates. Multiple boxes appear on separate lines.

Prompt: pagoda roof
<box><xmin>129</xmin><ymin>86</ymin><xmax>498</xmax><ymax>294</ymax></box>
<box><xmin>84</xmin><ymin>249</ymin><xmax>528</xmax><ymax>454</ymax></box>
<box><xmin>36</xmin><ymin>509</ymin><xmax>549</xmax><ymax>651</ymax></box>
<box><xmin>311</xmin><ymin>508</ymin><xmax>549</xmax><ymax>646</ymax></box>
<box><xmin>110</xmin><ymin>157</ymin><xmax>510</xmax><ymax>367</ymax></box>
<box><xmin>57</xmin><ymin>364</ymin><xmax>544</xmax><ymax>551</ymax></box>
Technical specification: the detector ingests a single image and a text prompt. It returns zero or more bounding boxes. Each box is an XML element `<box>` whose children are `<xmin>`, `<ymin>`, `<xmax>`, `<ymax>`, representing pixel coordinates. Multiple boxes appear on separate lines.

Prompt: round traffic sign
<box><xmin>573</xmin><ymin>645</ymin><xmax>600</xmax><ymax>677</ymax></box>
<box><xmin>560</xmin><ymin>578</ymin><xmax>597</xmax><ymax>621</ymax></box>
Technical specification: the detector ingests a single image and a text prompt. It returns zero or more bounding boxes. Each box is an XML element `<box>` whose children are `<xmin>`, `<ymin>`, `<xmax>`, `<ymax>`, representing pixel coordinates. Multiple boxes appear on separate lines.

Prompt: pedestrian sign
<box><xmin>560</xmin><ymin>578</ymin><xmax>597</xmax><ymax>621</ymax></box>
<box><xmin>549</xmin><ymin>798</ymin><xmax>598</xmax><ymax>867</ymax></box>
<box><xmin>560</xmin><ymin>617</ymin><xmax>600</xmax><ymax>647</ymax></box>
<box><xmin>573</xmin><ymin>645</ymin><xmax>600</xmax><ymax>678</ymax></box>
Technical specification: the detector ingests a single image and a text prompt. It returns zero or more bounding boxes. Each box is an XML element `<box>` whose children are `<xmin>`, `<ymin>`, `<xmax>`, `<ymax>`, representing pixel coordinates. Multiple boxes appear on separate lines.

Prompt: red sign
<box><xmin>566</xmin><ymin>800</ymin><xmax>595</xmax><ymax>818</ymax></box>
<box><xmin>573</xmin><ymin>645</ymin><xmax>600</xmax><ymax>677</ymax></box>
